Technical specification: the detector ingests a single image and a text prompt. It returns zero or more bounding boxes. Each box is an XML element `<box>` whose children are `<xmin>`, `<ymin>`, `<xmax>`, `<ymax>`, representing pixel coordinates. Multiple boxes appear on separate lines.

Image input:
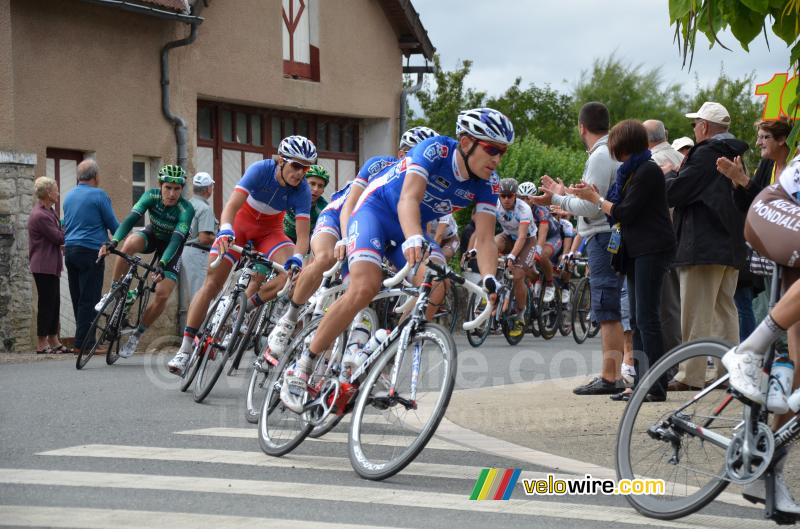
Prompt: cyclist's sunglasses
<box><xmin>475</xmin><ymin>139</ymin><xmax>507</xmax><ymax>157</ymax></box>
<box><xmin>500</xmin><ymin>193</ymin><xmax>516</xmax><ymax>199</ymax></box>
<box><xmin>284</xmin><ymin>159</ymin><xmax>311</xmax><ymax>172</ymax></box>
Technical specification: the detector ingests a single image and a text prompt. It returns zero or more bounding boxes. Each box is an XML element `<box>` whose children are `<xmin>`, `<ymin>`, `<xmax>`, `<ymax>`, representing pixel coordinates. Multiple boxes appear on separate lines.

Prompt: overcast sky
<box><xmin>409</xmin><ymin>0</ymin><xmax>791</xmax><ymax>103</ymax></box>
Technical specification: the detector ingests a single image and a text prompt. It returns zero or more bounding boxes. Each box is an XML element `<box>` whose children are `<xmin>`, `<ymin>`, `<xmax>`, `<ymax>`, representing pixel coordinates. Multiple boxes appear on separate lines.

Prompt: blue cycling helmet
<box><xmin>456</xmin><ymin>107</ymin><xmax>515</xmax><ymax>145</ymax></box>
<box><xmin>278</xmin><ymin>135</ymin><xmax>318</xmax><ymax>165</ymax></box>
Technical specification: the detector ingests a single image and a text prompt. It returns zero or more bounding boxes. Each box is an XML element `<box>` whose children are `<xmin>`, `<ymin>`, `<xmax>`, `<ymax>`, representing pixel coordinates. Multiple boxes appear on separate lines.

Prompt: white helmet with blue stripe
<box><xmin>399</xmin><ymin>126</ymin><xmax>438</xmax><ymax>150</ymax></box>
<box><xmin>456</xmin><ymin>107</ymin><xmax>515</xmax><ymax>145</ymax></box>
<box><xmin>278</xmin><ymin>135</ymin><xmax>318</xmax><ymax>165</ymax></box>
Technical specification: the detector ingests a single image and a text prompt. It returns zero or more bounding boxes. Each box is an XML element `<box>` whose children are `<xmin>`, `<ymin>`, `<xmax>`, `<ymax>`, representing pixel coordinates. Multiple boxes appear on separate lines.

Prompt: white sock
<box><xmin>179</xmin><ymin>335</ymin><xmax>194</xmax><ymax>354</ymax></box>
<box><xmin>739</xmin><ymin>315</ymin><xmax>784</xmax><ymax>357</ymax></box>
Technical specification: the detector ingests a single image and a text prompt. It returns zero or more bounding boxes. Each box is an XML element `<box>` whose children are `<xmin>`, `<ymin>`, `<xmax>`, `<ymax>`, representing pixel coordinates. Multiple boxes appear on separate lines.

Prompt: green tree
<box><xmin>409</xmin><ymin>55</ymin><xmax>486</xmax><ymax>136</ymax></box>
<box><xmin>486</xmin><ymin>78</ymin><xmax>577</xmax><ymax>147</ymax></box>
<box><xmin>499</xmin><ymin>136</ymin><xmax>587</xmax><ymax>187</ymax></box>
<box><xmin>572</xmin><ymin>54</ymin><xmax>686</xmax><ymax>142</ymax></box>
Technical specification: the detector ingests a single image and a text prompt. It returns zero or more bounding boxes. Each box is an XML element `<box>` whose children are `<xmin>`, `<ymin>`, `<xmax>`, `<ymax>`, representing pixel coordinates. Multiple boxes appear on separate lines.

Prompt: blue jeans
<box><xmin>734</xmin><ymin>285</ymin><xmax>756</xmax><ymax>342</ymax></box>
<box><xmin>65</xmin><ymin>245</ymin><xmax>105</xmax><ymax>348</ymax></box>
<box><xmin>626</xmin><ymin>250</ymin><xmax>672</xmax><ymax>397</ymax></box>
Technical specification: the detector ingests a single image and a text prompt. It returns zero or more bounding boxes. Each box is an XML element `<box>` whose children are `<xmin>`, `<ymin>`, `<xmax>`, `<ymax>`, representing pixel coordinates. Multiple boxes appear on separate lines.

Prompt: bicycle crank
<box><xmin>725</xmin><ymin>422</ymin><xmax>775</xmax><ymax>484</ymax></box>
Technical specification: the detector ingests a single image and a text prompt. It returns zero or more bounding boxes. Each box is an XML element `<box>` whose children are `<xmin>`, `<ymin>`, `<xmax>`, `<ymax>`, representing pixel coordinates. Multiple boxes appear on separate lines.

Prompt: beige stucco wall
<box><xmin>8</xmin><ymin>0</ymin><xmax>406</xmax><ymax>345</ymax></box>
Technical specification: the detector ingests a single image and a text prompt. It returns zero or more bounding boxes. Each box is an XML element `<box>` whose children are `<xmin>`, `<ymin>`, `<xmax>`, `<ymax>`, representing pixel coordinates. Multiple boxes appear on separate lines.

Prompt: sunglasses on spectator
<box><xmin>500</xmin><ymin>193</ymin><xmax>515</xmax><ymax>199</ymax></box>
<box><xmin>475</xmin><ymin>139</ymin><xmax>507</xmax><ymax>157</ymax></box>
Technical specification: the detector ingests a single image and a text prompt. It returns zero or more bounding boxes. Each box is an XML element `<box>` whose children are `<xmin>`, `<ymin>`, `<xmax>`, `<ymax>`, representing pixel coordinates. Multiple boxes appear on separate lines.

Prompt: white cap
<box><xmin>685</xmin><ymin>101</ymin><xmax>731</xmax><ymax>126</ymax></box>
<box><xmin>193</xmin><ymin>171</ymin><xmax>214</xmax><ymax>186</ymax></box>
<box><xmin>671</xmin><ymin>136</ymin><xmax>695</xmax><ymax>151</ymax></box>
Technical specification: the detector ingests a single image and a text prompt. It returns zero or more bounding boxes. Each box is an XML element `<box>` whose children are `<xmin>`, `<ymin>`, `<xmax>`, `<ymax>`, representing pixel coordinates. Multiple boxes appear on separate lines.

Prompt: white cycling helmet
<box><xmin>399</xmin><ymin>126</ymin><xmax>438</xmax><ymax>150</ymax></box>
<box><xmin>456</xmin><ymin>107</ymin><xmax>515</xmax><ymax>145</ymax></box>
<box><xmin>517</xmin><ymin>181</ymin><xmax>537</xmax><ymax>197</ymax></box>
<box><xmin>278</xmin><ymin>135</ymin><xmax>318</xmax><ymax>165</ymax></box>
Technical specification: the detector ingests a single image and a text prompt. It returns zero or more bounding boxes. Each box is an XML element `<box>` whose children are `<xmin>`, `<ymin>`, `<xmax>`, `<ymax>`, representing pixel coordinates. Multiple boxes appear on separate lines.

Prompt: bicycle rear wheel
<box><xmin>193</xmin><ymin>291</ymin><xmax>246</xmax><ymax>403</ymax></box>
<box><xmin>616</xmin><ymin>340</ymin><xmax>737</xmax><ymax>519</ymax></box>
<box><xmin>558</xmin><ymin>283</ymin><xmax>575</xmax><ymax>336</ymax></box>
<box><xmin>572</xmin><ymin>277</ymin><xmax>591</xmax><ymax>344</ymax></box>
<box><xmin>348</xmin><ymin>322</ymin><xmax>456</xmax><ymax>481</ymax></box>
<box><xmin>465</xmin><ymin>293</ymin><xmax>490</xmax><ymax>347</ymax></box>
<box><xmin>244</xmin><ymin>357</ymin><xmax>271</xmax><ymax>424</ymax></box>
<box><xmin>77</xmin><ymin>287</ymin><xmax>124</xmax><ymax>370</ymax></box>
<box><xmin>537</xmin><ymin>287</ymin><xmax>560</xmax><ymax>340</ymax></box>
<box><xmin>257</xmin><ymin>317</ymin><xmax>321</xmax><ymax>456</ymax></box>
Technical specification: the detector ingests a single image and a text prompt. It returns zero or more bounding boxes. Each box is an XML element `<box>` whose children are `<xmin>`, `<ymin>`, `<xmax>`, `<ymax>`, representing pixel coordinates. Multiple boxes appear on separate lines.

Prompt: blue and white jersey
<box><xmin>234</xmin><ymin>159</ymin><xmax>311</xmax><ymax>219</ymax></box>
<box><xmin>496</xmin><ymin>198</ymin><xmax>536</xmax><ymax>239</ymax></box>
<box><xmin>355</xmin><ymin>136</ymin><xmax>499</xmax><ymax>225</ymax></box>
<box><xmin>352</xmin><ymin>155</ymin><xmax>398</xmax><ymax>189</ymax></box>
<box><xmin>427</xmin><ymin>213</ymin><xmax>458</xmax><ymax>239</ymax></box>
<box><xmin>559</xmin><ymin>218</ymin><xmax>576</xmax><ymax>239</ymax></box>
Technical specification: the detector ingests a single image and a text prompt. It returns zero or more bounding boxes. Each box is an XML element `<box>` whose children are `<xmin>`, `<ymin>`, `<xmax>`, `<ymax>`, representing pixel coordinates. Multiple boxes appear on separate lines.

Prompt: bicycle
<box><xmin>178</xmin><ymin>242</ymin><xmax>288</xmax><ymax>403</ymax></box>
<box><xmin>615</xmin><ymin>265</ymin><xmax>798</xmax><ymax>523</ymax></box>
<box><xmin>570</xmin><ymin>258</ymin><xmax>599</xmax><ymax>344</ymax></box>
<box><xmin>76</xmin><ymin>247</ymin><xmax>158</xmax><ymax>370</ymax></box>
<box><xmin>259</xmin><ymin>257</ymin><xmax>491</xmax><ymax>481</ymax></box>
<box><xmin>243</xmin><ymin>260</ymin><xmax>346</xmax><ymax>425</ymax></box>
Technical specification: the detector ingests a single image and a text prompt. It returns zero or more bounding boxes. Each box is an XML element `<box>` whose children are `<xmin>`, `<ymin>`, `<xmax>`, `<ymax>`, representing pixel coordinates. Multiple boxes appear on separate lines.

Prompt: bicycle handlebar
<box><xmin>210</xmin><ymin>243</ymin><xmax>286</xmax><ymax>277</ymax></box>
<box><xmin>383</xmin><ymin>260</ymin><xmax>413</xmax><ymax>288</ymax></box>
<box><xmin>99</xmin><ymin>246</ymin><xmax>159</xmax><ymax>275</ymax></box>
<box><xmin>322</xmin><ymin>260</ymin><xmax>342</xmax><ymax>279</ymax></box>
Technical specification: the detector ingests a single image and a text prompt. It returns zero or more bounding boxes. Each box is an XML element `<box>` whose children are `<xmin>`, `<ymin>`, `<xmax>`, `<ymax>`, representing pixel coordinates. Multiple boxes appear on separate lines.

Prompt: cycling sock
<box><xmin>180</xmin><ymin>327</ymin><xmax>198</xmax><ymax>353</ymax></box>
<box><xmin>740</xmin><ymin>314</ymin><xmax>785</xmax><ymax>356</ymax></box>
<box><xmin>284</xmin><ymin>300</ymin><xmax>301</xmax><ymax>322</ymax></box>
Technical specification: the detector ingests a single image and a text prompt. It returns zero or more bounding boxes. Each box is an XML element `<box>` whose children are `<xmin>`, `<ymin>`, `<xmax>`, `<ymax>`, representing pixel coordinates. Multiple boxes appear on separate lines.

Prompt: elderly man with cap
<box><xmin>179</xmin><ymin>171</ymin><xmax>217</xmax><ymax>327</ymax></box>
<box><xmin>671</xmin><ymin>137</ymin><xmax>694</xmax><ymax>159</ymax></box>
<box><xmin>663</xmin><ymin>101</ymin><xmax>749</xmax><ymax>391</ymax></box>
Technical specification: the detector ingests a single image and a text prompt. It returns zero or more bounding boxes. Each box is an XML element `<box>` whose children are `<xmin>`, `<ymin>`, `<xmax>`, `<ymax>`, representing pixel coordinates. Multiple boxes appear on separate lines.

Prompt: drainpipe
<box><xmin>161</xmin><ymin>22</ymin><xmax>198</xmax><ymax>174</ymax></box>
<box><xmin>399</xmin><ymin>72</ymin><xmax>423</xmax><ymax>141</ymax></box>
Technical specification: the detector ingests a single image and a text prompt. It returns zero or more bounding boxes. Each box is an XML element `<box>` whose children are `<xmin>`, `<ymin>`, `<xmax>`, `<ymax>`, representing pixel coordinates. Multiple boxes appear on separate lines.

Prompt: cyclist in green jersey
<box><xmin>98</xmin><ymin>164</ymin><xmax>195</xmax><ymax>359</ymax></box>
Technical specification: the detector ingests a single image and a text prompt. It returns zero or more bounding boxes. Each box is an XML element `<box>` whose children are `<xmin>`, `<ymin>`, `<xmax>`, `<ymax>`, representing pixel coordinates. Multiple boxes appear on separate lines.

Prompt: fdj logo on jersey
<box><xmin>756</xmin><ymin>73</ymin><xmax>800</xmax><ymax>120</ymax></box>
<box><xmin>423</xmin><ymin>142</ymin><xmax>449</xmax><ymax>162</ymax></box>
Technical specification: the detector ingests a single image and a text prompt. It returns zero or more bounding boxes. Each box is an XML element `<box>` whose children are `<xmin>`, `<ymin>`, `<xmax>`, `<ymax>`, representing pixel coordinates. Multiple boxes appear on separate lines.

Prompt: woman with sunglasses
<box><xmin>168</xmin><ymin>135</ymin><xmax>317</xmax><ymax>374</ymax></box>
<box><xmin>279</xmin><ymin>107</ymin><xmax>514</xmax><ymax>413</ymax></box>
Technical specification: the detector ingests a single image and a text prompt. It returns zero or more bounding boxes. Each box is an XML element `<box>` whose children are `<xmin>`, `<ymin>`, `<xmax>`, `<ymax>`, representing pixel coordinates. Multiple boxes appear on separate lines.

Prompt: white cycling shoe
<box><xmin>268</xmin><ymin>317</ymin><xmax>296</xmax><ymax>355</ymax></box>
<box><xmin>721</xmin><ymin>346</ymin><xmax>765</xmax><ymax>404</ymax></box>
<box><xmin>279</xmin><ymin>355</ymin><xmax>313</xmax><ymax>414</ymax></box>
<box><xmin>543</xmin><ymin>284</ymin><xmax>556</xmax><ymax>303</ymax></box>
<box><xmin>168</xmin><ymin>351</ymin><xmax>191</xmax><ymax>375</ymax></box>
<box><xmin>119</xmin><ymin>334</ymin><xmax>139</xmax><ymax>359</ymax></box>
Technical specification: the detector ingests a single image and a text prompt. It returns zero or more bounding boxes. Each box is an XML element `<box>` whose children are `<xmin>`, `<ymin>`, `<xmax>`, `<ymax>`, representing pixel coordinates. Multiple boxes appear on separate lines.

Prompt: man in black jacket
<box><xmin>665</xmin><ymin>101</ymin><xmax>748</xmax><ymax>390</ymax></box>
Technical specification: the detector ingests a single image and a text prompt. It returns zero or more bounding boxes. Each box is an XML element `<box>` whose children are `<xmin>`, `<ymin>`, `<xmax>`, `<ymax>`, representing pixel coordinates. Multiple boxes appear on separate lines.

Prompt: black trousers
<box><xmin>33</xmin><ymin>273</ymin><xmax>60</xmax><ymax>337</ymax></box>
<box><xmin>65</xmin><ymin>246</ymin><xmax>105</xmax><ymax>348</ymax></box>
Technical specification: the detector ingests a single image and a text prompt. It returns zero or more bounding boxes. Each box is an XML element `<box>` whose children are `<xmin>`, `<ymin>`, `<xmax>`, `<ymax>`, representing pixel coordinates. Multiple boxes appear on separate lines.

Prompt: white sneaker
<box><xmin>120</xmin><ymin>334</ymin><xmax>139</xmax><ymax>358</ymax></box>
<box><xmin>543</xmin><ymin>284</ymin><xmax>556</xmax><ymax>303</ymax></box>
<box><xmin>268</xmin><ymin>317</ymin><xmax>296</xmax><ymax>354</ymax></box>
<box><xmin>279</xmin><ymin>355</ymin><xmax>313</xmax><ymax>414</ymax></box>
<box><xmin>561</xmin><ymin>289</ymin><xmax>571</xmax><ymax>305</ymax></box>
<box><xmin>621</xmin><ymin>363</ymin><xmax>636</xmax><ymax>386</ymax></box>
<box><xmin>533</xmin><ymin>280</ymin><xmax>542</xmax><ymax>298</ymax></box>
<box><xmin>168</xmin><ymin>351</ymin><xmax>190</xmax><ymax>375</ymax></box>
<box><xmin>743</xmin><ymin>470</ymin><xmax>800</xmax><ymax>514</ymax></box>
<box><xmin>721</xmin><ymin>347</ymin><xmax>765</xmax><ymax>404</ymax></box>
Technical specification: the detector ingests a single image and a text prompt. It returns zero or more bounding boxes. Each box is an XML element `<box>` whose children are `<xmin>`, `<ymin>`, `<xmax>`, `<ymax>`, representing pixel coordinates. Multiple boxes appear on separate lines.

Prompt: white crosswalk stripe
<box><xmin>0</xmin><ymin>505</ymin><xmax>407</xmax><ymax>529</ymax></box>
<box><xmin>0</xmin><ymin>469</ymin><xmax>773</xmax><ymax>529</ymax></box>
<box><xmin>38</xmin><ymin>444</ymin><xmax>574</xmax><ymax>482</ymax></box>
<box><xmin>174</xmin><ymin>427</ymin><xmax>474</xmax><ymax>451</ymax></box>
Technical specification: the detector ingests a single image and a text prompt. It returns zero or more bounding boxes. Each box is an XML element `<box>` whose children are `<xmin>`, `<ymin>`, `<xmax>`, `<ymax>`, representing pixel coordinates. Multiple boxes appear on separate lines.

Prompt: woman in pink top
<box><xmin>27</xmin><ymin>177</ymin><xmax>66</xmax><ymax>354</ymax></box>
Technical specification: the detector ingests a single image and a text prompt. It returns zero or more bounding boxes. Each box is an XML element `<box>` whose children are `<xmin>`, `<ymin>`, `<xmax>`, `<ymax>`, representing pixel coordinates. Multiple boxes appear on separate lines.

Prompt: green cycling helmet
<box><xmin>158</xmin><ymin>164</ymin><xmax>187</xmax><ymax>185</ymax></box>
<box><xmin>305</xmin><ymin>164</ymin><xmax>330</xmax><ymax>185</ymax></box>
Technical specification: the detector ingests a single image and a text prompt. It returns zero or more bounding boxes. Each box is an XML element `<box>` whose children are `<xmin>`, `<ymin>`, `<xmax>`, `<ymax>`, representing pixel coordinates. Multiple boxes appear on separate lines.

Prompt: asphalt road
<box><xmin>0</xmin><ymin>334</ymin><xmax>771</xmax><ymax>529</ymax></box>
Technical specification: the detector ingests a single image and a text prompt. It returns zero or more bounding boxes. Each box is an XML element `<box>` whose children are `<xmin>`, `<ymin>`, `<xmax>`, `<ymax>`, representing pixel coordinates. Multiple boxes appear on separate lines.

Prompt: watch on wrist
<box><xmin>596</xmin><ymin>197</ymin><xmax>604</xmax><ymax>211</ymax></box>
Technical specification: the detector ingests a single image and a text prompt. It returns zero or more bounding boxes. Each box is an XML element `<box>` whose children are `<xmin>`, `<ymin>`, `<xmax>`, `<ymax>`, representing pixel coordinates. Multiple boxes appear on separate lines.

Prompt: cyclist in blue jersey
<box><xmin>167</xmin><ymin>136</ymin><xmax>317</xmax><ymax>374</ymax></box>
<box><xmin>266</xmin><ymin>127</ymin><xmax>438</xmax><ymax>355</ymax></box>
<box><xmin>280</xmin><ymin>108</ymin><xmax>514</xmax><ymax>413</ymax></box>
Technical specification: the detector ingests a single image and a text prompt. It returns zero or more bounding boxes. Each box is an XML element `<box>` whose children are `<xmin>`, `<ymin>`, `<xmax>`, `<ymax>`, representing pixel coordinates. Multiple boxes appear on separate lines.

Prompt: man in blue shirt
<box><xmin>63</xmin><ymin>159</ymin><xmax>119</xmax><ymax>351</ymax></box>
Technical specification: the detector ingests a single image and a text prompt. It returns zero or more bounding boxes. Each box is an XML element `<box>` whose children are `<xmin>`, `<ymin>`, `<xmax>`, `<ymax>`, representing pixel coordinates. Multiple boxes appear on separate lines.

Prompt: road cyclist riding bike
<box><xmin>167</xmin><ymin>135</ymin><xmax>316</xmax><ymax>374</ymax></box>
<box><xmin>265</xmin><ymin>126</ymin><xmax>439</xmax><ymax>359</ymax></box>
<box><xmin>277</xmin><ymin>107</ymin><xmax>514</xmax><ymax>417</ymax></box>
<box><xmin>615</xmin><ymin>154</ymin><xmax>800</xmax><ymax>521</ymax></box>
<box><xmin>494</xmin><ymin>178</ymin><xmax>538</xmax><ymax>338</ymax></box>
<box><xmin>97</xmin><ymin>164</ymin><xmax>194</xmax><ymax>359</ymax></box>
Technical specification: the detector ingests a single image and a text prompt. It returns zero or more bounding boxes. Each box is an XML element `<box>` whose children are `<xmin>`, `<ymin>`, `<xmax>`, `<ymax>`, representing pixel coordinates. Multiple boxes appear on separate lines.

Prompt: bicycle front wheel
<box><xmin>193</xmin><ymin>291</ymin><xmax>246</xmax><ymax>403</ymax></box>
<box><xmin>558</xmin><ymin>283</ymin><xmax>575</xmax><ymax>336</ymax></box>
<box><xmin>77</xmin><ymin>287</ymin><xmax>124</xmax><ymax>370</ymax></box>
<box><xmin>616</xmin><ymin>339</ymin><xmax>737</xmax><ymax>519</ymax></box>
<box><xmin>348</xmin><ymin>322</ymin><xmax>456</xmax><ymax>481</ymax></box>
<box><xmin>572</xmin><ymin>277</ymin><xmax>591</xmax><ymax>344</ymax></box>
<box><xmin>465</xmin><ymin>293</ymin><xmax>489</xmax><ymax>347</ymax></box>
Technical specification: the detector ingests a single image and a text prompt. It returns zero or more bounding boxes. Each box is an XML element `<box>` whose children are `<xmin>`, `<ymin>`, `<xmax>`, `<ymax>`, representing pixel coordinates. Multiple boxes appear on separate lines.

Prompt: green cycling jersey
<box><xmin>112</xmin><ymin>189</ymin><xmax>195</xmax><ymax>265</ymax></box>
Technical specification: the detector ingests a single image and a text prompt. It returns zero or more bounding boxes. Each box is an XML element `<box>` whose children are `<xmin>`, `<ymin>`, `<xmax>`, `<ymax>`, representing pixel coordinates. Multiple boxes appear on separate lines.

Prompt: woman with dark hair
<box><xmin>571</xmin><ymin>119</ymin><xmax>676</xmax><ymax>401</ymax></box>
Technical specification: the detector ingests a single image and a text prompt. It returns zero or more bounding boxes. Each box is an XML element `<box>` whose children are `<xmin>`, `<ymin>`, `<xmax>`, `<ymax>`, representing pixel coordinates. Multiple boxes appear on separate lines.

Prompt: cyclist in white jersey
<box><xmin>495</xmin><ymin>178</ymin><xmax>537</xmax><ymax>337</ymax></box>
<box><xmin>428</xmin><ymin>213</ymin><xmax>460</xmax><ymax>261</ymax></box>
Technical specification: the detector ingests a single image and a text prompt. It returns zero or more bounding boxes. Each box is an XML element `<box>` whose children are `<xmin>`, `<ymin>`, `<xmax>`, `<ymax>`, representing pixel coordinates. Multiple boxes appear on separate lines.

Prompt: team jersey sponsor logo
<box><xmin>370</xmin><ymin>238</ymin><xmax>382</xmax><ymax>250</ymax></box>
<box><xmin>423</xmin><ymin>142</ymin><xmax>449</xmax><ymax>162</ymax></box>
<box><xmin>422</xmin><ymin>193</ymin><xmax>453</xmax><ymax>215</ymax></box>
<box><xmin>433</xmin><ymin>176</ymin><xmax>451</xmax><ymax>190</ymax></box>
<box><xmin>455</xmin><ymin>188</ymin><xmax>476</xmax><ymax>201</ymax></box>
